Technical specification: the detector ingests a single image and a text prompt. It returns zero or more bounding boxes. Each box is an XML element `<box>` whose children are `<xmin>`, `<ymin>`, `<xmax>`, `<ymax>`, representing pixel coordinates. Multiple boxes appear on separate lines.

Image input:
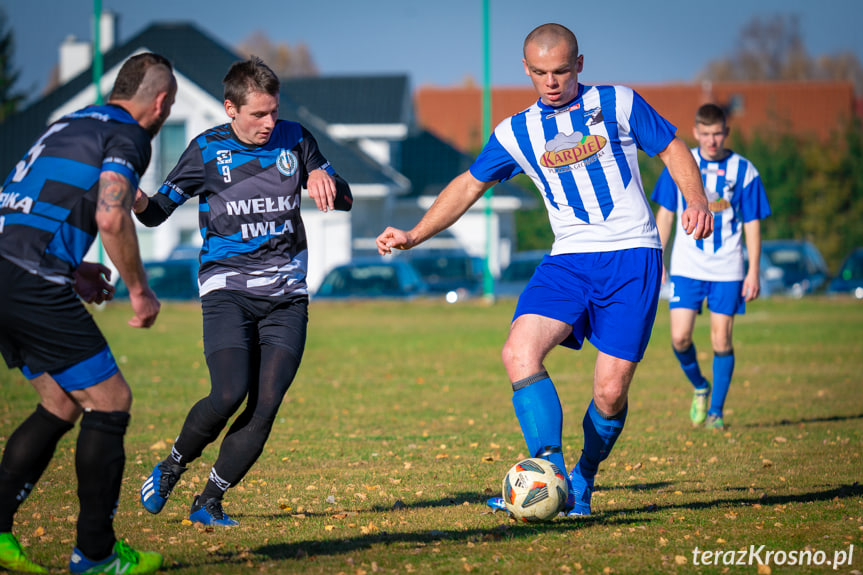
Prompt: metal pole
<box><xmin>92</xmin><ymin>0</ymin><xmax>103</xmax><ymax>104</ymax></box>
<box><xmin>93</xmin><ymin>0</ymin><xmax>105</xmax><ymax>264</ymax></box>
<box><xmin>481</xmin><ymin>0</ymin><xmax>495</xmax><ymax>300</ymax></box>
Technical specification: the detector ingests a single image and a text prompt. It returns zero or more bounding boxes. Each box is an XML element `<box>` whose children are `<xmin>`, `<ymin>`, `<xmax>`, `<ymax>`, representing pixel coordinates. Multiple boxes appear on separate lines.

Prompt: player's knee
<box><xmin>208</xmin><ymin>389</ymin><xmax>247</xmax><ymax>417</ymax></box>
<box><xmin>671</xmin><ymin>334</ymin><xmax>693</xmax><ymax>351</ymax></box>
<box><xmin>593</xmin><ymin>387</ymin><xmax>627</xmax><ymax>415</ymax></box>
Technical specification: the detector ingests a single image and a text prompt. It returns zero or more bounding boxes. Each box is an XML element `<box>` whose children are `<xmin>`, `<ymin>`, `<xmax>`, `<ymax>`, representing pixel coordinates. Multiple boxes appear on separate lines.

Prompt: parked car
<box><xmin>742</xmin><ymin>248</ymin><xmax>785</xmax><ymax>299</ymax></box>
<box><xmin>760</xmin><ymin>240</ymin><xmax>829</xmax><ymax>297</ymax></box>
<box><xmin>495</xmin><ymin>250</ymin><xmax>549</xmax><ymax>298</ymax></box>
<box><xmin>114</xmin><ymin>259</ymin><xmax>200</xmax><ymax>301</ymax></box>
<box><xmin>826</xmin><ymin>247</ymin><xmax>863</xmax><ymax>298</ymax></box>
<box><xmin>406</xmin><ymin>252</ymin><xmax>484</xmax><ymax>301</ymax></box>
<box><xmin>313</xmin><ymin>259</ymin><xmax>429</xmax><ymax>300</ymax></box>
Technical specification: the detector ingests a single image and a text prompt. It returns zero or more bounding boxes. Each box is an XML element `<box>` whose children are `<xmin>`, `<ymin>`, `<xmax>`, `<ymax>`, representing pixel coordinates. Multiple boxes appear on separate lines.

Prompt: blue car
<box><xmin>114</xmin><ymin>259</ymin><xmax>200</xmax><ymax>301</ymax></box>
<box><xmin>760</xmin><ymin>240</ymin><xmax>829</xmax><ymax>297</ymax></box>
<box><xmin>826</xmin><ymin>247</ymin><xmax>863</xmax><ymax>298</ymax></box>
<box><xmin>314</xmin><ymin>259</ymin><xmax>429</xmax><ymax>300</ymax></box>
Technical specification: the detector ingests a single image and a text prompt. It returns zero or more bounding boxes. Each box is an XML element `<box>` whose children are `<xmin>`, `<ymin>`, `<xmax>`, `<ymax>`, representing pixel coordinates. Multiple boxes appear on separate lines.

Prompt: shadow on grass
<box><xmin>612</xmin><ymin>481</ymin><xmax>862</xmax><ymax>516</ymax></box>
<box><xmin>159</xmin><ymin>492</ymin><xmax>650</xmax><ymax>569</ymax></box>
<box><xmin>738</xmin><ymin>412</ymin><xmax>863</xmax><ymax>428</ymax></box>
<box><xmin>155</xmin><ymin>483</ymin><xmax>861</xmax><ymax>570</ymax></box>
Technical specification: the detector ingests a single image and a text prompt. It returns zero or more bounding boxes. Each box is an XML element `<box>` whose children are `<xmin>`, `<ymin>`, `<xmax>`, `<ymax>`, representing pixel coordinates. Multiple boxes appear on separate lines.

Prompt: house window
<box><xmin>158</xmin><ymin>122</ymin><xmax>186</xmax><ymax>182</ymax></box>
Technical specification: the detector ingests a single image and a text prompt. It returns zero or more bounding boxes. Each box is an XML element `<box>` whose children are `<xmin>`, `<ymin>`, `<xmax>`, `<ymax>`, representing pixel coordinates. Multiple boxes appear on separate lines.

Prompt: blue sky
<box><xmin>4</xmin><ymin>0</ymin><xmax>863</xmax><ymax>101</ymax></box>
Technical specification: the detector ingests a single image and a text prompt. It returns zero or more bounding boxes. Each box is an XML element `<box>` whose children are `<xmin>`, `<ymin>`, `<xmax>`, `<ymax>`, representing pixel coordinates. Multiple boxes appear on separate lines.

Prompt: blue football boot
<box><xmin>189</xmin><ymin>495</ymin><xmax>238</xmax><ymax>526</ymax></box>
<box><xmin>562</xmin><ymin>468</ymin><xmax>592</xmax><ymax>517</ymax></box>
<box><xmin>140</xmin><ymin>459</ymin><xmax>186</xmax><ymax>514</ymax></box>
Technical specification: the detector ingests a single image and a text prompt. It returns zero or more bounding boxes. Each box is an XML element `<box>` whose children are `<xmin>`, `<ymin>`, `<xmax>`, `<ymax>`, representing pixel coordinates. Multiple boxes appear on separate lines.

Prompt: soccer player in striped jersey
<box><xmin>0</xmin><ymin>52</ymin><xmax>175</xmax><ymax>574</ymax></box>
<box><xmin>376</xmin><ymin>23</ymin><xmax>713</xmax><ymax>517</ymax></box>
<box><xmin>135</xmin><ymin>58</ymin><xmax>352</xmax><ymax>527</ymax></box>
<box><xmin>652</xmin><ymin>103</ymin><xmax>771</xmax><ymax>430</ymax></box>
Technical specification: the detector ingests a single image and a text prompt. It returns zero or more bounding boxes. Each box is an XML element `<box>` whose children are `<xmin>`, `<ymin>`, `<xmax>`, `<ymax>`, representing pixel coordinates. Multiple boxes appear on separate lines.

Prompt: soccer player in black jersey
<box><xmin>135</xmin><ymin>58</ymin><xmax>352</xmax><ymax>526</ymax></box>
<box><xmin>0</xmin><ymin>53</ymin><xmax>176</xmax><ymax>574</ymax></box>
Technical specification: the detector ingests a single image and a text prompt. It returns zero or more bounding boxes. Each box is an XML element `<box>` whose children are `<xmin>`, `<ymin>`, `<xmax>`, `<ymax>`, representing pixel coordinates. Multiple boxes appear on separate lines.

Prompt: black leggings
<box><xmin>171</xmin><ymin>292</ymin><xmax>307</xmax><ymax>488</ymax></box>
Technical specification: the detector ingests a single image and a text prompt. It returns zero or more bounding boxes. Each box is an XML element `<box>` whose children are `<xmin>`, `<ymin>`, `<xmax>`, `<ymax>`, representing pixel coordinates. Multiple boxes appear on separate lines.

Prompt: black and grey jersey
<box><xmin>0</xmin><ymin>105</ymin><xmax>152</xmax><ymax>284</ymax></box>
<box><xmin>150</xmin><ymin>119</ymin><xmax>334</xmax><ymax>298</ymax></box>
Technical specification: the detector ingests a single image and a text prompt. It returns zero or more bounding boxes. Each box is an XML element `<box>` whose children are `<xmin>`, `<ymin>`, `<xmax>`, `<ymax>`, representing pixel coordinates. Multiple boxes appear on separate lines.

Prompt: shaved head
<box><xmin>109</xmin><ymin>52</ymin><xmax>174</xmax><ymax>101</ymax></box>
<box><xmin>524</xmin><ymin>23</ymin><xmax>579</xmax><ymax>64</ymax></box>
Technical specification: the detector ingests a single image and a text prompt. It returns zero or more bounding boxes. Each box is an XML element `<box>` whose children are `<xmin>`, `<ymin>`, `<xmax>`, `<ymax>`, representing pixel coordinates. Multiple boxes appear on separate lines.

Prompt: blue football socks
<box><xmin>709</xmin><ymin>350</ymin><xmax>735</xmax><ymax>417</ymax></box>
<box><xmin>575</xmin><ymin>400</ymin><xmax>627</xmax><ymax>484</ymax></box>
<box><xmin>512</xmin><ymin>371</ymin><xmax>567</xmax><ymax>475</ymax></box>
<box><xmin>673</xmin><ymin>344</ymin><xmax>709</xmax><ymax>390</ymax></box>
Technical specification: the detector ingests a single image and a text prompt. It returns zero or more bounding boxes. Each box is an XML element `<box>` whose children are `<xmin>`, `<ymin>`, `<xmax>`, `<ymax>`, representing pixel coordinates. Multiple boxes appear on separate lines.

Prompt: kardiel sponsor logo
<box><xmin>541</xmin><ymin>132</ymin><xmax>607</xmax><ymax>169</ymax></box>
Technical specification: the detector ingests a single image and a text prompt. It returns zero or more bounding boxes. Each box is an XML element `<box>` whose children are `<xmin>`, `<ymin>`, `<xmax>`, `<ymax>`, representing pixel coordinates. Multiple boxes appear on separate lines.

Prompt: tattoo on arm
<box><xmin>98</xmin><ymin>171</ymin><xmax>133</xmax><ymax>212</ymax></box>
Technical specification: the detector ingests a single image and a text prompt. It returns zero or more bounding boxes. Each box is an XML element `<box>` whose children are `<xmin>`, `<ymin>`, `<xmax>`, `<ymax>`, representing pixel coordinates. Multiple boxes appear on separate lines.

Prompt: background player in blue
<box><xmin>0</xmin><ymin>53</ymin><xmax>176</xmax><ymax>574</ymax></box>
<box><xmin>652</xmin><ymin>103</ymin><xmax>771</xmax><ymax>430</ymax></box>
<box><xmin>134</xmin><ymin>58</ymin><xmax>352</xmax><ymax>526</ymax></box>
<box><xmin>376</xmin><ymin>23</ymin><xmax>713</xmax><ymax>518</ymax></box>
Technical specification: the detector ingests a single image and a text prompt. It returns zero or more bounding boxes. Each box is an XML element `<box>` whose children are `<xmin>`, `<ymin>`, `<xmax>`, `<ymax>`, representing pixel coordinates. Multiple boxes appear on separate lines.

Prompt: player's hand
<box><xmin>376</xmin><ymin>227</ymin><xmax>413</xmax><ymax>255</ymax></box>
<box><xmin>128</xmin><ymin>286</ymin><xmax>161</xmax><ymax>328</ymax></box>
<box><xmin>132</xmin><ymin>188</ymin><xmax>149</xmax><ymax>214</ymax></box>
<box><xmin>681</xmin><ymin>204</ymin><xmax>714</xmax><ymax>240</ymax></box>
<box><xmin>74</xmin><ymin>262</ymin><xmax>115</xmax><ymax>304</ymax></box>
<box><xmin>742</xmin><ymin>272</ymin><xmax>760</xmax><ymax>302</ymax></box>
<box><xmin>307</xmin><ymin>169</ymin><xmax>336</xmax><ymax>213</ymax></box>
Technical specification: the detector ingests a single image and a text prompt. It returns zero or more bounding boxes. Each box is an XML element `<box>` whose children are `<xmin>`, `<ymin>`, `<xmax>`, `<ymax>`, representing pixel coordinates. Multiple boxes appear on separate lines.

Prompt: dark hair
<box><xmin>695</xmin><ymin>103</ymin><xmax>727</xmax><ymax>127</ymax></box>
<box><xmin>523</xmin><ymin>23</ymin><xmax>578</xmax><ymax>63</ymax></box>
<box><xmin>223</xmin><ymin>57</ymin><xmax>280</xmax><ymax>107</ymax></box>
<box><xmin>109</xmin><ymin>52</ymin><xmax>173</xmax><ymax>100</ymax></box>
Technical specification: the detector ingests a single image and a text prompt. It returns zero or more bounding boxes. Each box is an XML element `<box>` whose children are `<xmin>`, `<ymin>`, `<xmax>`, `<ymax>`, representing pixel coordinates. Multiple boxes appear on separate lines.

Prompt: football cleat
<box><xmin>485</xmin><ymin>497</ymin><xmax>508</xmax><ymax>512</ymax></box>
<box><xmin>0</xmin><ymin>533</ymin><xmax>48</xmax><ymax>574</ymax></box>
<box><xmin>704</xmin><ymin>414</ymin><xmax>726</xmax><ymax>430</ymax></box>
<box><xmin>690</xmin><ymin>383</ymin><xmax>711</xmax><ymax>426</ymax></box>
<box><xmin>189</xmin><ymin>495</ymin><xmax>238</xmax><ymax>526</ymax></box>
<box><xmin>69</xmin><ymin>540</ymin><xmax>162</xmax><ymax>574</ymax></box>
<box><xmin>562</xmin><ymin>468</ymin><xmax>592</xmax><ymax>517</ymax></box>
<box><xmin>140</xmin><ymin>459</ymin><xmax>186</xmax><ymax>514</ymax></box>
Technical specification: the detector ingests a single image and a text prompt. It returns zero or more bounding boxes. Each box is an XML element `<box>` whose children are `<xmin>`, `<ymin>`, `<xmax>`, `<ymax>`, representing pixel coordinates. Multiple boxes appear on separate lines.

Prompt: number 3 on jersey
<box><xmin>221</xmin><ymin>165</ymin><xmax>231</xmax><ymax>183</ymax></box>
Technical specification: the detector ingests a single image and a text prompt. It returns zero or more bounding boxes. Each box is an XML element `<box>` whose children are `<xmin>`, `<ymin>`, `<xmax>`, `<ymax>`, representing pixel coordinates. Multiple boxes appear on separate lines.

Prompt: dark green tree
<box><xmin>0</xmin><ymin>8</ymin><xmax>24</xmax><ymax>123</ymax></box>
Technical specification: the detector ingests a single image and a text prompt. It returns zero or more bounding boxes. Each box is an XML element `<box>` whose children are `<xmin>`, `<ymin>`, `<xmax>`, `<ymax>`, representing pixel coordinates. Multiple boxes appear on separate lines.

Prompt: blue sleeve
<box><xmin>650</xmin><ymin>167</ymin><xmax>678</xmax><ymax>211</ymax></box>
<box><xmin>469</xmin><ymin>132</ymin><xmax>524</xmax><ymax>183</ymax></box>
<box><xmin>628</xmin><ymin>90</ymin><xmax>677</xmax><ymax>157</ymax></box>
<box><xmin>740</xmin><ymin>175</ymin><xmax>771</xmax><ymax>223</ymax></box>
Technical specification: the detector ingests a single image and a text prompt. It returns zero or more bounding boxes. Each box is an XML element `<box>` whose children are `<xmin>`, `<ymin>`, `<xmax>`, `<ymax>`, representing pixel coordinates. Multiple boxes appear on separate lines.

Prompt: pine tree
<box><xmin>0</xmin><ymin>8</ymin><xmax>25</xmax><ymax>123</ymax></box>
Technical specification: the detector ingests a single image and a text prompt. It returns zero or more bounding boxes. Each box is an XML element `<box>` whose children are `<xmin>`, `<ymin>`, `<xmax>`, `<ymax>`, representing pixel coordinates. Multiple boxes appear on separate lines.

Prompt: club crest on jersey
<box><xmin>216</xmin><ymin>150</ymin><xmax>232</xmax><ymax>164</ymax></box>
<box><xmin>277</xmin><ymin>149</ymin><xmax>298</xmax><ymax>176</ymax></box>
<box><xmin>540</xmin><ymin>131</ymin><xmax>607</xmax><ymax>170</ymax></box>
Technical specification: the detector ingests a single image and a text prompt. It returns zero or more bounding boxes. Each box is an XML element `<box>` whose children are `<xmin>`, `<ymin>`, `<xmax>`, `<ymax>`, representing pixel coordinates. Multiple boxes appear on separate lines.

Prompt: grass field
<box><xmin>1</xmin><ymin>296</ymin><xmax>861</xmax><ymax>574</ymax></box>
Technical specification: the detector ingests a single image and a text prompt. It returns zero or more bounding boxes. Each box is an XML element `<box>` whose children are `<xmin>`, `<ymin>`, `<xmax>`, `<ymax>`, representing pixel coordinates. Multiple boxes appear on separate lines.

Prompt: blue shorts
<box><xmin>22</xmin><ymin>346</ymin><xmax>119</xmax><ymax>391</ymax></box>
<box><xmin>513</xmin><ymin>248</ymin><xmax>662</xmax><ymax>362</ymax></box>
<box><xmin>667</xmin><ymin>276</ymin><xmax>745</xmax><ymax>316</ymax></box>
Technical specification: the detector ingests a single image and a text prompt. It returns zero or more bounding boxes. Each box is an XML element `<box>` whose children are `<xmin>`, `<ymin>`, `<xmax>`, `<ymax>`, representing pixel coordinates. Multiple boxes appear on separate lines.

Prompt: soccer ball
<box><xmin>502</xmin><ymin>458</ymin><xmax>568</xmax><ymax>522</ymax></box>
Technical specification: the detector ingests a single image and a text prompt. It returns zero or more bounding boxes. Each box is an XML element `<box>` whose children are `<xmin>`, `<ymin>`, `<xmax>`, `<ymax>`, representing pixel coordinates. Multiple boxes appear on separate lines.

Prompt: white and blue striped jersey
<box><xmin>470</xmin><ymin>84</ymin><xmax>676</xmax><ymax>254</ymax></box>
<box><xmin>651</xmin><ymin>148</ymin><xmax>771</xmax><ymax>281</ymax></box>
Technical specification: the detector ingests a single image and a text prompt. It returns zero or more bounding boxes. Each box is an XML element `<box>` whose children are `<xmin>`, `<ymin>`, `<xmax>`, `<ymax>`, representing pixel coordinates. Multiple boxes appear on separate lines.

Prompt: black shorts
<box><xmin>0</xmin><ymin>258</ymin><xmax>109</xmax><ymax>374</ymax></box>
<box><xmin>201</xmin><ymin>289</ymin><xmax>308</xmax><ymax>359</ymax></box>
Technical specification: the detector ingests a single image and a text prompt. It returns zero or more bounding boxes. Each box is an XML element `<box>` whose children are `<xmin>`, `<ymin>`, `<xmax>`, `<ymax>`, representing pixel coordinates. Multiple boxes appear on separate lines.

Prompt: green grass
<box><xmin>1</xmin><ymin>296</ymin><xmax>861</xmax><ymax>574</ymax></box>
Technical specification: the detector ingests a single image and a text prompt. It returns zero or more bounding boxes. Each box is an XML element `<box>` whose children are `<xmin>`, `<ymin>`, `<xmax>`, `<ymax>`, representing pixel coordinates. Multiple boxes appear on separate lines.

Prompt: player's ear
<box><xmin>522</xmin><ymin>59</ymin><xmax>530</xmax><ymax>77</ymax></box>
<box><xmin>224</xmin><ymin>100</ymin><xmax>236</xmax><ymax>119</ymax></box>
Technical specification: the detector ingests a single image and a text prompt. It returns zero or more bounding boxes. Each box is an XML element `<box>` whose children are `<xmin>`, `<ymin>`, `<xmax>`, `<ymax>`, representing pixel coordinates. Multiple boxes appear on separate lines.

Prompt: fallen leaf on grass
<box><xmin>757</xmin><ymin>564</ymin><xmax>772</xmax><ymax>574</ymax></box>
<box><xmin>674</xmin><ymin>555</ymin><xmax>687</xmax><ymax>565</ymax></box>
<box><xmin>149</xmin><ymin>440</ymin><xmax>167</xmax><ymax>450</ymax></box>
<box><xmin>773</xmin><ymin>437</ymin><xmax>787</xmax><ymax>443</ymax></box>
